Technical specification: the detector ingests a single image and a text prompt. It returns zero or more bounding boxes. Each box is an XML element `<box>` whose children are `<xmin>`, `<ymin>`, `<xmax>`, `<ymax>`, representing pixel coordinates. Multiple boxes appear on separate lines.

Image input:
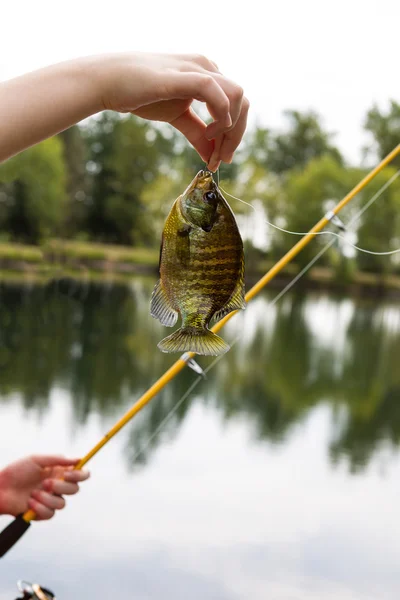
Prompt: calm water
<box><xmin>1</xmin><ymin>276</ymin><xmax>400</xmax><ymax>599</ymax></box>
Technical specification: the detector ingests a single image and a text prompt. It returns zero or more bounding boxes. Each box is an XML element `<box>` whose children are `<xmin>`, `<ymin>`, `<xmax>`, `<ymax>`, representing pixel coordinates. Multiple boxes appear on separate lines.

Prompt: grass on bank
<box><xmin>1</xmin><ymin>240</ymin><xmax>400</xmax><ymax>293</ymax></box>
<box><xmin>0</xmin><ymin>240</ymin><xmax>159</xmax><ymax>267</ymax></box>
<box><xmin>0</xmin><ymin>243</ymin><xmax>43</xmax><ymax>263</ymax></box>
<box><xmin>44</xmin><ymin>239</ymin><xmax>159</xmax><ymax>266</ymax></box>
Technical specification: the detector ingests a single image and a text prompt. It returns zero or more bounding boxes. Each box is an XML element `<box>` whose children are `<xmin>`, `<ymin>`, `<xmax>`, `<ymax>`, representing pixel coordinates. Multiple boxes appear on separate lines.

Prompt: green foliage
<box><xmin>140</xmin><ymin>169</ymin><xmax>186</xmax><ymax>238</ymax></box>
<box><xmin>0</xmin><ymin>104</ymin><xmax>399</xmax><ymax>281</ymax></box>
<box><xmin>58</xmin><ymin>125</ymin><xmax>89</xmax><ymax>235</ymax></box>
<box><xmin>364</xmin><ymin>100</ymin><xmax>400</xmax><ymax>166</ymax></box>
<box><xmin>0</xmin><ymin>243</ymin><xmax>43</xmax><ymax>263</ymax></box>
<box><xmin>0</xmin><ymin>137</ymin><xmax>67</xmax><ymax>243</ymax></box>
<box><xmin>355</xmin><ymin>167</ymin><xmax>400</xmax><ymax>273</ymax></box>
<box><xmin>81</xmin><ymin>112</ymin><xmax>176</xmax><ymax>245</ymax></box>
<box><xmin>43</xmin><ymin>239</ymin><xmax>158</xmax><ymax>266</ymax></box>
<box><xmin>277</xmin><ymin>156</ymin><xmax>356</xmax><ymax>267</ymax></box>
<box><xmin>245</xmin><ymin>110</ymin><xmax>343</xmax><ymax>174</ymax></box>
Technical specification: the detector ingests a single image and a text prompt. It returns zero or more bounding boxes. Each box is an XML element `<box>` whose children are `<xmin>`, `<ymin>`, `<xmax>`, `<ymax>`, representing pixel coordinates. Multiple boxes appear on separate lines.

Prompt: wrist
<box><xmin>88</xmin><ymin>52</ymin><xmax>144</xmax><ymax>113</ymax></box>
<box><xmin>62</xmin><ymin>55</ymin><xmax>106</xmax><ymax>115</ymax></box>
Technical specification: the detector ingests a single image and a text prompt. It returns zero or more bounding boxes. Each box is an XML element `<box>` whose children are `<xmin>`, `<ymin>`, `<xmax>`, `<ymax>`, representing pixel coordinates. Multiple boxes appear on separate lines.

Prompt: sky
<box><xmin>0</xmin><ymin>0</ymin><xmax>399</xmax><ymax>163</ymax></box>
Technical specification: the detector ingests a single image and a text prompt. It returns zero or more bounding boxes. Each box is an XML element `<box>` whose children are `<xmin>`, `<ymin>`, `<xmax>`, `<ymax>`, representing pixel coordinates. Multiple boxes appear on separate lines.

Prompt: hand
<box><xmin>96</xmin><ymin>53</ymin><xmax>250</xmax><ymax>171</ymax></box>
<box><xmin>0</xmin><ymin>52</ymin><xmax>249</xmax><ymax>167</ymax></box>
<box><xmin>0</xmin><ymin>455</ymin><xmax>90</xmax><ymax>520</ymax></box>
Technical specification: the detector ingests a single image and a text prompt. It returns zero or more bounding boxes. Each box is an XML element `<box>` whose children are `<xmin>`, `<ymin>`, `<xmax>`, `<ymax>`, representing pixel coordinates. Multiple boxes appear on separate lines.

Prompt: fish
<box><xmin>150</xmin><ymin>169</ymin><xmax>246</xmax><ymax>356</ymax></box>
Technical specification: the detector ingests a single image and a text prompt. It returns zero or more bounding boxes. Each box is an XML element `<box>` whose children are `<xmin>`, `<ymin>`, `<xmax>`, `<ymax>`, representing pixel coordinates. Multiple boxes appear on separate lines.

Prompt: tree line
<box><xmin>0</xmin><ymin>101</ymin><xmax>399</xmax><ymax>274</ymax></box>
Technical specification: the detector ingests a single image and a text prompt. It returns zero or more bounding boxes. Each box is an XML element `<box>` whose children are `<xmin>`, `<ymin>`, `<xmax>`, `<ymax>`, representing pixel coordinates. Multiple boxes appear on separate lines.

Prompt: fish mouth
<box><xmin>194</xmin><ymin>169</ymin><xmax>217</xmax><ymax>195</ymax></box>
<box><xmin>196</xmin><ymin>169</ymin><xmax>214</xmax><ymax>188</ymax></box>
<box><xmin>182</xmin><ymin>170</ymin><xmax>217</xmax><ymax>200</ymax></box>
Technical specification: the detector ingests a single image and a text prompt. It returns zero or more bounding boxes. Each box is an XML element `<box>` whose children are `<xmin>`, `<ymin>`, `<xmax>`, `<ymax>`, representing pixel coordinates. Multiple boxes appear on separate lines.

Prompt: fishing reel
<box><xmin>14</xmin><ymin>581</ymin><xmax>55</xmax><ymax>600</ymax></box>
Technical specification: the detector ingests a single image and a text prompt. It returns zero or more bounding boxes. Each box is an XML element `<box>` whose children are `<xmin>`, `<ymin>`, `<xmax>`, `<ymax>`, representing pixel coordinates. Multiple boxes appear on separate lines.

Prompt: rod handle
<box><xmin>0</xmin><ymin>515</ymin><xmax>31</xmax><ymax>558</ymax></box>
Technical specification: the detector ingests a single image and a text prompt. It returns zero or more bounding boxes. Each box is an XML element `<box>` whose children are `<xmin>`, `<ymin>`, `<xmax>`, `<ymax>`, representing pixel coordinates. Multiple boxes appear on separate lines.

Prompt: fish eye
<box><xmin>204</xmin><ymin>191</ymin><xmax>217</xmax><ymax>202</ymax></box>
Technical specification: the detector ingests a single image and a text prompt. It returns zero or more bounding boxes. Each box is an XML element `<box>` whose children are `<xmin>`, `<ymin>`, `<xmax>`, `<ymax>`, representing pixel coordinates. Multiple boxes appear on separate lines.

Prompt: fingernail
<box><xmin>208</xmin><ymin>159</ymin><xmax>221</xmax><ymax>172</ymax></box>
<box><xmin>64</xmin><ymin>469</ymin><xmax>89</xmax><ymax>481</ymax></box>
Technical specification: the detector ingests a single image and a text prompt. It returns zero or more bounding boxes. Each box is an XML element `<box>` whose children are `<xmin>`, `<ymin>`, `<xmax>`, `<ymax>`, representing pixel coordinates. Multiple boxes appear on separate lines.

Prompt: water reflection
<box><xmin>0</xmin><ymin>278</ymin><xmax>400</xmax><ymax>472</ymax></box>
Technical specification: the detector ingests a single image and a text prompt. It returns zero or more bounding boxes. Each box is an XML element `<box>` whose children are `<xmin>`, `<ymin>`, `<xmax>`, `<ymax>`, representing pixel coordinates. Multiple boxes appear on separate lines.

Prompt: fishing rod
<box><xmin>1</xmin><ymin>144</ymin><xmax>399</xmax><ymax>558</ymax></box>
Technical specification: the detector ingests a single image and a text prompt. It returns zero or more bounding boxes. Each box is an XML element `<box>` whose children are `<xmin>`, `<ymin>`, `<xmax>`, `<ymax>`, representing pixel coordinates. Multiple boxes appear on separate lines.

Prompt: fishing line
<box><xmin>219</xmin><ymin>170</ymin><xmax>400</xmax><ymax>256</ymax></box>
<box><xmin>130</xmin><ymin>164</ymin><xmax>400</xmax><ymax>464</ymax></box>
<box><xmin>129</xmin><ymin>374</ymin><xmax>203</xmax><ymax>464</ymax></box>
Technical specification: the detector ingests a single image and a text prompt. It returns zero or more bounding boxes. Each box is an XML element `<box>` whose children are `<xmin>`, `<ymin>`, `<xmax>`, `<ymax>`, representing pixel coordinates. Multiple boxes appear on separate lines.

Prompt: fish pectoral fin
<box><xmin>176</xmin><ymin>224</ymin><xmax>191</xmax><ymax>266</ymax></box>
<box><xmin>177</xmin><ymin>223</ymin><xmax>191</xmax><ymax>235</ymax></box>
<box><xmin>150</xmin><ymin>279</ymin><xmax>178</xmax><ymax>327</ymax></box>
<box><xmin>213</xmin><ymin>268</ymin><xmax>246</xmax><ymax>322</ymax></box>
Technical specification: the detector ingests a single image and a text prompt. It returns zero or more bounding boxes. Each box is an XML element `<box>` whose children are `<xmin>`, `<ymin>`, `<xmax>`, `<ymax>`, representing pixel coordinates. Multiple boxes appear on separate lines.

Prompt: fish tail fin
<box><xmin>158</xmin><ymin>326</ymin><xmax>230</xmax><ymax>356</ymax></box>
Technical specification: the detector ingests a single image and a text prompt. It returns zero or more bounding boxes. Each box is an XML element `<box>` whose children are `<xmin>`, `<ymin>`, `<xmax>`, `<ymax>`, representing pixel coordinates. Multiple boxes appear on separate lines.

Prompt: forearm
<box><xmin>0</xmin><ymin>56</ymin><xmax>104</xmax><ymax>163</ymax></box>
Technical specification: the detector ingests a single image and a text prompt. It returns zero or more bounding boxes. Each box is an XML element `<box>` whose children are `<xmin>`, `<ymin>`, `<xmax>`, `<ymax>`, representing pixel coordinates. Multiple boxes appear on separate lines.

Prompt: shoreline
<box><xmin>1</xmin><ymin>240</ymin><xmax>400</xmax><ymax>297</ymax></box>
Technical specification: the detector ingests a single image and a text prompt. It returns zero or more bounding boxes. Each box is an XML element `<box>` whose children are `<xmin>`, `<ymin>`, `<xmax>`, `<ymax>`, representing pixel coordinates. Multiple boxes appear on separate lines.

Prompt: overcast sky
<box><xmin>1</xmin><ymin>0</ymin><xmax>398</xmax><ymax>163</ymax></box>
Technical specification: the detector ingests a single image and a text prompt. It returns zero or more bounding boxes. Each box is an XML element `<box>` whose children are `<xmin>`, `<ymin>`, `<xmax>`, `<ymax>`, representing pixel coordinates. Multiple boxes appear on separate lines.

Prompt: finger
<box><xmin>219</xmin><ymin>97</ymin><xmax>250</xmax><ymax>162</ymax></box>
<box><xmin>31</xmin><ymin>490</ymin><xmax>66</xmax><ymax>510</ymax></box>
<box><xmin>27</xmin><ymin>498</ymin><xmax>55</xmax><ymax>521</ymax></box>
<box><xmin>64</xmin><ymin>469</ymin><xmax>90</xmax><ymax>483</ymax></box>
<box><xmin>178</xmin><ymin>54</ymin><xmax>220</xmax><ymax>73</ymax></box>
<box><xmin>171</xmin><ymin>108</ymin><xmax>214</xmax><ymax>163</ymax></box>
<box><xmin>32</xmin><ymin>455</ymin><xmax>80</xmax><ymax>468</ymax></box>
<box><xmin>42</xmin><ymin>478</ymin><xmax>79</xmax><ymax>496</ymax></box>
<box><xmin>208</xmin><ymin>136</ymin><xmax>223</xmax><ymax>172</ymax></box>
<box><xmin>162</xmin><ymin>72</ymin><xmax>232</xmax><ymax>134</ymax></box>
<box><xmin>205</xmin><ymin>74</ymin><xmax>244</xmax><ymax>136</ymax></box>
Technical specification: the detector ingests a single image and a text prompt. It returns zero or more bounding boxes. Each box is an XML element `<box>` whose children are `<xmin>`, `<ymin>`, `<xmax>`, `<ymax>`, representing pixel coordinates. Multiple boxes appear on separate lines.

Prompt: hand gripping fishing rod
<box><xmin>1</xmin><ymin>144</ymin><xmax>399</xmax><ymax>557</ymax></box>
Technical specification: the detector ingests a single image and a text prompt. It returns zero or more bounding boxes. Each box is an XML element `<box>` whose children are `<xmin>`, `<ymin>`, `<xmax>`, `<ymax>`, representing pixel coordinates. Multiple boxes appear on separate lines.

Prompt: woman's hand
<box><xmin>0</xmin><ymin>455</ymin><xmax>90</xmax><ymax>520</ymax></box>
<box><xmin>96</xmin><ymin>53</ymin><xmax>250</xmax><ymax>170</ymax></box>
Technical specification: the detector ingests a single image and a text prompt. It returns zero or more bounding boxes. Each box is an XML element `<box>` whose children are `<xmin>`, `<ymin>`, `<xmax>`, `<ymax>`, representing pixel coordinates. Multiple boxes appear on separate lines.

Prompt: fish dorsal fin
<box><xmin>213</xmin><ymin>260</ymin><xmax>246</xmax><ymax>322</ymax></box>
<box><xmin>150</xmin><ymin>279</ymin><xmax>178</xmax><ymax>327</ymax></box>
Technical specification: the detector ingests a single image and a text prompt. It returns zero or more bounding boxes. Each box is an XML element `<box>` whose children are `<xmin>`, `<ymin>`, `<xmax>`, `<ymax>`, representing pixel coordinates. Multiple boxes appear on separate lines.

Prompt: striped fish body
<box><xmin>150</xmin><ymin>170</ymin><xmax>245</xmax><ymax>356</ymax></box>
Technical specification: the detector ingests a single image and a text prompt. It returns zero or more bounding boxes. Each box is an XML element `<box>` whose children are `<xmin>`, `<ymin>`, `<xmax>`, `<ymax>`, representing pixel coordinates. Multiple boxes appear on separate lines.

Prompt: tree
<box><xmin>364</xmin><ymin>100</ymin><xmax>400</xmax><ymax>166</ymax></box>
<box><xmin>0</xmin><ymin>137</ymin><xmax>67</xmax><ymax>243</ymax></box>
<box><xmin>246</xmin><ymin>111</ymin><xmax>343</xmax><ymax>175</ymax></box>
<box><xmin>58</xmin><ymin>126</ymin><xmax>89</xmax><ymax>237</ymax></box>
<box><xmin>82</xmin><ymin>113</ymin><xmax>177</xmax><ymax>245</ymax></box>
<box><xmin>355</xmin><ymin>166</ymin><xmax>400</xmax><ymax>274</ymax></box>
<box><xmin>276</xmin><ymin>155</ymin><xmax>356</xmax><ymax>267</ymax></box>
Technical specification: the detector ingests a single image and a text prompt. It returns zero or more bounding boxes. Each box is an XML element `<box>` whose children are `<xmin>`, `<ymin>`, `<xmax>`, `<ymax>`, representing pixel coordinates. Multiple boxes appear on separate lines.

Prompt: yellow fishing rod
<box><xmin>0</xmin><ymin>143</ymin><xmax>399</xmax><ymax>557</ymax></box>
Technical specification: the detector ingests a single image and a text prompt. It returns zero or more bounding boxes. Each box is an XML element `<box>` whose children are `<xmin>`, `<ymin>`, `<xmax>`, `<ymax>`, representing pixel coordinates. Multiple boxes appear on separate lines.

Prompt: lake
<box><xmin>0</xmin><ymin>275</ymin><xmax>400</xmax><ymax>599</ymax></box>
